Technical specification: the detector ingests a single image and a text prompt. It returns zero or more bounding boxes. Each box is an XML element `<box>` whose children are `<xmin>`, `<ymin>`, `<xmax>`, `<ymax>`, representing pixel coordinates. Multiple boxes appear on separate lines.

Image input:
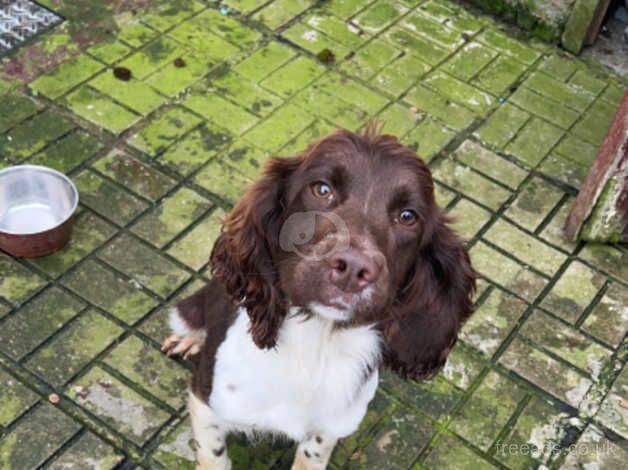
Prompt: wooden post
<box><xmin>565</xmin><ymin>91</ymin><xmax>628</xmax><ymax>243</ymax></box>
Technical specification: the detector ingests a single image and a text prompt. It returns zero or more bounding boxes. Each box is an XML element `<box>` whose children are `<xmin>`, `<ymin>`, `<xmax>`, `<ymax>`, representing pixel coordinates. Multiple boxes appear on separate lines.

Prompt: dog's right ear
<box><xmin>210</xmin><ymin>156</ymin><xmax>302</xmax><ymax>349</ymax></box>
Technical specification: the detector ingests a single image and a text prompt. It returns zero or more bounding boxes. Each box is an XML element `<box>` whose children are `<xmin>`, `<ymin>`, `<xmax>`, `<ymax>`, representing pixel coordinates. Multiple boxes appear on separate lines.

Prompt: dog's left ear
<box><xmin>383</xmin><ymin>212</ymin><xmax>476</xmax><ymax>380</ymax></box>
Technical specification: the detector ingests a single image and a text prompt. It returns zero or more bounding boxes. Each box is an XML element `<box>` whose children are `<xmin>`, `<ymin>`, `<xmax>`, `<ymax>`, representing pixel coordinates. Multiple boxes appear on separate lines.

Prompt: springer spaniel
<box><xmin>162</xmin><ymin>125</ymin><xmax>476</xmax><ymax>470</ymax></box>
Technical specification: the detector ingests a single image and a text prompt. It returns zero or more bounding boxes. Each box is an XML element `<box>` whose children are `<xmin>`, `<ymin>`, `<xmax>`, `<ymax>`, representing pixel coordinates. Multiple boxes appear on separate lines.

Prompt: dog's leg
<box><xmin>292</xmin><ymin>434</ymin><xmax>337</xmax><ymax>470</ymax></box>
<box><xmin>189</xmin><ymin>391</ymin><xmax>231</xmax><ymax>470</ymax></box>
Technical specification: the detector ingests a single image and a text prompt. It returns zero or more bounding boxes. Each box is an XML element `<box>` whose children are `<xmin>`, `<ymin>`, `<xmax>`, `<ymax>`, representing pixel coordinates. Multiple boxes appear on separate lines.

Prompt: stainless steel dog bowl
<box><xmin>0</xmin><ymin>165</ymin><xmax>79</xmax><ymax>258</ymax></box>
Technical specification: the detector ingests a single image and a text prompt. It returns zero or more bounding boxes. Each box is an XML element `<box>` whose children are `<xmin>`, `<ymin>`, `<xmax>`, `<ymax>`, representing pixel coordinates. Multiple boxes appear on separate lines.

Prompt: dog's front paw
<box><xmin>161</xmin><ymin>334</ymin><xmax>203</xmax><ymax>359</ymax></box>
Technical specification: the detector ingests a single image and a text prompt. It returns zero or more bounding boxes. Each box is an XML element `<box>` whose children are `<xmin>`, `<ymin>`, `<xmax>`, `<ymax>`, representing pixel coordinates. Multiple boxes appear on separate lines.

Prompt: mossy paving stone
<box><xmin>430</xmin><ymin>159</ymin><xmax>511</xmax><ymax>210</ymax></box>
<box><xmin>116</xmin><ymin>19</ymin><xmax>160</xmax><ymax>47</ymax></box>
<box><xmin>168</xmin><ymin>21</ymin><xmax>240</xmax><ymax>62</ymax></box>
<box><xmin>509</xmin><ymin>87</ymin><xmax>580</xmax><ymax>130</ymax></box>
<box><xmin>474</xmin><ymin>103</ymin><xmax>530</xmax><ymax>150</ymax></box>
<box><xmin>582</xmin><ymin>283</ymin><xmax>628</xmax><ymax>348</ymax></box>
<box><xmin>258</xmin><ymin>56</ymin><xmax>326</xmax><ymax>100</ymax></box>
<box><xmin>118</xmin><ymin>36</ymin><xmax>184</xmax><ymax>80</ymax></box>
<box><xmin>145</xmin><ymin>56</ymin><xmax>212</xmax><ymax>97</ymax></box>
<box><xmin>233</xmin><ymin>42</ymin><xmax>297</xmax><ymax>82</ymax></box>
<box><xmin>69</xmin><ymin>366</ymin><xmax>170</xmax><ymax>446</ymax></box>
<box><xmin>0</xmin><ymin>302</ymin><xmax>9</xmax><ymax>319</ymax></box>
<box><xmin>253</xmin><ymin>0</ymin><xmax>312</xmax><ymax>30</ymax></box>
<box><xmin>594</xmin><ymin>365</ymin><xmax>628</xmax><ymax>440</ymax></box>
<box><xmin>0</xmin><ymin>253</ymin><xmax>46</xmax><ymax>305</ymax></box>
<box><xmin>448</xmin><ymin>198</ymin><xmax>492</xmax><ymax>241</ymax></box>
<box><xmin>405</xmin><ymin>85</ymin><xmax>475</xmax><ymax>132</ymax></box>
<box><xmin>292</xmin><ymin>86</ymin><xmax>370</xmax><ymax>131</ymax></box>
<box><xmin>65</xmin><ymin>86</ymin><xmax>141</xmax><ymax>135</ymax></box>
<box><xmin>442</xmin><ymin>341</ymin><xmax>487</xmax><ymax>390</ymax></box>
<box><xmin>87</xmin><ymin>40</ymin><xmax>132</xmax><ymax>64</ymax></box>
<box><xmin>303</xmin><ymin>13</ymin><xmax>366</xmax><ymax>49</ymax></box>
<box><xmin>470</xmin><ymin>241</ymin><xmax>548</xmax><ymax>302</ymax></box>
<box><xmin>499</xmin><ymin>337</ymin><xmax>592</xmax><ymax>407</ymax></box>
<box><xmin>138</xmin><ymin>278</ymin><xmax>206</xmax><ymax>343</ymax></box>
<box><xmin>402</xmin><ymin>9</ymin><xmax>467</xmax><ymax>51</ymax></box>
<box><xmin>504</xmin><ymin>117</ymin><xmax>564</xmax><ymax>167</ymax></box>
<box><xmin>93</xmin><ymin>150</ymin><xmax>176</xmax><ymax>202</ymax></box>
<box><xmin>537</xmin><ymin>54</ymin><xmax>581</xmax><ymax>81</ymax></box>
<box><xmin>450</xmin><ymin>370</ymin><xmax>526</xmax><ymax>451</ymax></box>
<box><xmin>131</xmin><ymin>186</ymin><xmax>212</xmax><ymax>248</ymax></box>
<box><xmin>353</xmin><ymin>0</ymin><xmax>408</xmax><ymax>33</ymax></box>
<box><xmin>0</xmin><ymin>286</ymin><xmax>85</xmax><ymax>360</ymax></box>
<box><xmin>279</xmin><ymin>120</ymin><xmax>336</xmax><ymax>157</ymax></box>
<box><xmin>503</xmin><ymin>176</ymin><xmax>564</xmax><ymax>231</ymax></box>
<box><xmin>29</xmin><ymin>54</ymin><xmax>104</xmax><ymax>99</ymax></box>
<box><xmin>441</xmin><ymin>41</ymin><xmax>498</xmax><ymax>81</ymax></box>
<box><xmin>49</xmin><ymin>431</ymin><xmax>125</xmax><ymax>469</ymax></box>
<box><xmin>579</xmin><ymin>244</ymin><xmax>628</xmax><ymax>284</ymax></box>
<box><xmin>167</xmin><ymin>208</ymin><xmax>226</xmax><ymax>271</ymax></box>
<box><xmin>0</xmin><ymin>404</ymin><xmax>80</xmax><ymax>469</ymax></box>
<box><xmin>422</xmin><ymin>71</ymin><xmax>495</xmax><ymax>116</ymax></box>
<box><xmin>0</xmin><ymin>109</ymin><xmax>75</xmax><ymax>162</ymax></box>
<box><xmin>540</xmin><ymin>260</ymin><xmax>604</xmax><ymax>323</ymax></box>
<box><xmin>158</xmin><ymin>123</ymin><xmax>232</xmax><ymax>176</ymax></box>
<box><xmin>151</xmin><ymin>417</ymin><xmax>196</xmax><ymax>469</ymax></box>
<box><xmin>471</xmin><ymin>55</ymin><xmax>527</xmax><ymax>96</ymax></box>
<box><xmin>423</xmin><ymin>433</ymin><xmax>497</xmax><ymax>469</ymax></box>
<box><xmin>27</xmin><ymin>211</ymin><xmax>117</xmax><ymax>278</ymax></box>
<box><xmin>28</xmin><ymin>129</ymin><xmax>104</xmax><ymax>174</ymax></box>
<box><xmin>521</xmin><ymin>72</ymin><xmax>596</xmax><ymax>113</ymax></box>
<box><xmin>244</xmin><ymin>104</ymin><xmax>314</xmax><ymax>153</ymax></box>
<box><xmin>25</xmin><ymin>309</ymin><xmax>124</xmax><ymax>387</ymax></box>
<box><xmin>103</xmin><ymin>335</ymin><xmax>189</xmax><ymax>409</ymax></box>
<box><xmin>460</xmin><ymin>287</ymin><xmax>527</xmax><ymax>357</ymax></box>
<box><xmin>182</xmin><ymin>92</ymin><xmax>259</xmax><ymax>136</ymax></box>
<box><xmin>340</xmin><ymin>36</ymin><xmax>403</xmax><ymax>81</ymax></box>
<box><xmin>0</xmin><ymin>369</ymin><xmax>38</xmax><ymax>427</ymax></box>
<box><xmin>281</xmin><ymin>22</ymin><xmax>352</xmax><ymax>61</ymax></box>
<box><xmin>537</xmin><ymin>153</ymin><xmax>590</xmax><ymax>190</ymax></box>
<box><xmin>520</xmin><ymin>310</ymin><xmax>612</xmax><ymax>379</ymax></box>
<box><xmin>539</xmin><ymin>197</ymin><xmax>577</xmax><ymax>252</ymax></box>
<box><xmin>484</xmin><ymin>219</ymin><xmax>567</xmax><ymax>276</ymax></box>
<box><xmin>377</xmin><ymin>103</ymin><xmax>421</xmax><ymax>137</ymax></box>
<box><xmin>89</xmin><ymin>71</ymin><xmax>167</xmax><ymax>116</ymax></box>
<box><xmin>571</xmin><ymin>98</ymin><xmax>618</xmax><ymax>147</ymax></box>
<box><xmin>453</xmin><ymin>140</ymin><xmax>528</xmax><ymax>190</ymax></box>
<box><xmin>194</xmin><ymin>159</ymin><xmax>251</xmax><ymax>202</ymax></box>
<box><xmin>315</xmin><ymin>74</ymin><xmax>389</xmax><ymax>116</ymax></box>
<box><xmin>128</xmin><ymin>106</ymin><xmax>202</xmax><ymax>156</ymax></box>
<box><xmin>0</xmin><ymin>91</ymin><xmax>40</xmax><ymax>133</ymax></box>
<box><xmin>211</xmin><ymin>72</ymin><xmax>283</xmax><ymax>118</ymax></box>
<box><xmin>380</xmin><ymin>369</ymin><xmax>462</xmax><ymax>421</ymax></box>
<box><xmin>331</xmin><ymin>392</ymin><xmax>397</xmax><ymax>466</ymax></box>
<box><xmin>562</xmin><ymin>424</ymin><xmax>628</xmax><ymax>469</ymax></box>
<box><xmin>140</xmin><ymin>0</ymin><xmax>205</xmax><ymax>32</ymax></box>
<box><xmin>73</xmin><ymin>169</ymin><xmax>150</xmax><ymax>226</ymax></box>
<box><xmin>554</xmin><ymin>133</ymin><xmax>598</xmax><ymax>168</ymax></box>
<box><xmin>477</xmin><ymin>29</ymin><xmax>541</xmax><ymax>65</ymax></box>
<box><xmin>61</xmin><ymin>259</ymin><xmax>158</xmax><ymax>325</ymax></box>
<box><xmin>98</xmin><ymin>233</ymin><xmax>191</xmax><ymax>298</ymax></box>
<box><xmin>346</xmin><ymin>408</ymin><xmax>434</xmax><ymax>469</ymax></box>
<box><xmin>493</xmin><ymin>396</ymin><xmax>570</xmax><ymax>469</ymax></box>
<box><xmin>403</xmin><ymin>117</ymin><xmax>456</xmax><ymax>162</ymax></box>
<box><xmin>372</xmin><ymin>54</ymin><xmax>432</xmax><ymax>97</ymax></box>
<box><xmin>191</xmin><ymin>9</ymin><xmax>262</xmax><ymax>49</ymax></box>
<box><xmin>385</xmin><ymin>27</ymin><xmax>450</xmax><ymax>66</ymax></box>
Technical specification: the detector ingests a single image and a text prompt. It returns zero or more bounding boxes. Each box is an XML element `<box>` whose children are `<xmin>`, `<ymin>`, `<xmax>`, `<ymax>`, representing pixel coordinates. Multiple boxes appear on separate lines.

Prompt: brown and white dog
<box><xmin>162</xmin><ymin>124</ymin><xmax>476</xmax><ymax>470</ymax></box>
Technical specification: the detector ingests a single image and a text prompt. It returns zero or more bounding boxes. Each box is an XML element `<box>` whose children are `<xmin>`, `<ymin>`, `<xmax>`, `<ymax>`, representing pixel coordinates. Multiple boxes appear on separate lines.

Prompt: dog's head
<box><xmin>211</xmin><ymin>124</ymin><xmax>476</xmax><ymax>380</ymax></box>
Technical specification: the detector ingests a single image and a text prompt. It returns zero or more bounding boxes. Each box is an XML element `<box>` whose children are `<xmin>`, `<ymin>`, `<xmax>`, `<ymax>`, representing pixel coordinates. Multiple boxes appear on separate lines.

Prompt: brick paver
<box><xmin>0</xmin><ymin>0</ymin><xmax>626</xmax><ymax>468</ymax></box>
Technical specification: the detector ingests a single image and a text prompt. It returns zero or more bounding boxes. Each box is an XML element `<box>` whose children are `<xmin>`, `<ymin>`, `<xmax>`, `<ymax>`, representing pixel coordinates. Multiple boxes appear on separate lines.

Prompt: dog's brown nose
<box><xmin>328</xmin><ymin>250</ymin><xmax>381</xmax><ymax>293</ymax></box>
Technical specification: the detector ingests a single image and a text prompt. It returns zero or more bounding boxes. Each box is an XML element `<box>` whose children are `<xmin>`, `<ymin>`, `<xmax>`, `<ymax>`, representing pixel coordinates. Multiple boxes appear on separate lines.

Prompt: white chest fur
<box><xmin>209</xmin><ymin>309</ymin><xmax>382</xmax><ymax>441</ymax></box>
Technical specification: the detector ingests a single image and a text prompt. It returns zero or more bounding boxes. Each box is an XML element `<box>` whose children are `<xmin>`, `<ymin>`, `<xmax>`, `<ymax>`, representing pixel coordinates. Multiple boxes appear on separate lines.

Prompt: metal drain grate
<box><xmin>0</xmin><ymin>0</ymin><xmax>62</xmax><ymax>54</ymax></box>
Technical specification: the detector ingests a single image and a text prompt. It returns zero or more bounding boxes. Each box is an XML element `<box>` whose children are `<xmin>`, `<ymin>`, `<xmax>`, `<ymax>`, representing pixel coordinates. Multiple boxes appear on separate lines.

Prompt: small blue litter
<box><xmin>498</xmin><ymin>96</ymin><xmax>505</xmax><ymax>104</ymax></box>
<box><xmin>220</xmin><ymin>6</ymin><xmax>229</xmax><ymax>15</ymax></box>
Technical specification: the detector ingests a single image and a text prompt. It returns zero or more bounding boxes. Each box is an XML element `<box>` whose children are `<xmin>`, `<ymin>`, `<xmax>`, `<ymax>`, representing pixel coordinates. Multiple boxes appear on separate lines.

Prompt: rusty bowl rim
<box><xmin>0</xmin><ymin>164</ymin><xmax>79</xmax><ymax>236</ymax></box>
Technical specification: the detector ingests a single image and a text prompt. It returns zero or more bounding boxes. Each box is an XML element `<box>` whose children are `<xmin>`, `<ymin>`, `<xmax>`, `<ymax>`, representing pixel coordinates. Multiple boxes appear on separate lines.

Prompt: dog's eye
<box><xmin>398</xmin><ymin>209</ymin><xmax>417</xmax><ymax>226</ymax></box>
<box><xmin>312</xmin><ymin>182</ymin><xmax>333</xmax><ymax>199</ymax></box>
